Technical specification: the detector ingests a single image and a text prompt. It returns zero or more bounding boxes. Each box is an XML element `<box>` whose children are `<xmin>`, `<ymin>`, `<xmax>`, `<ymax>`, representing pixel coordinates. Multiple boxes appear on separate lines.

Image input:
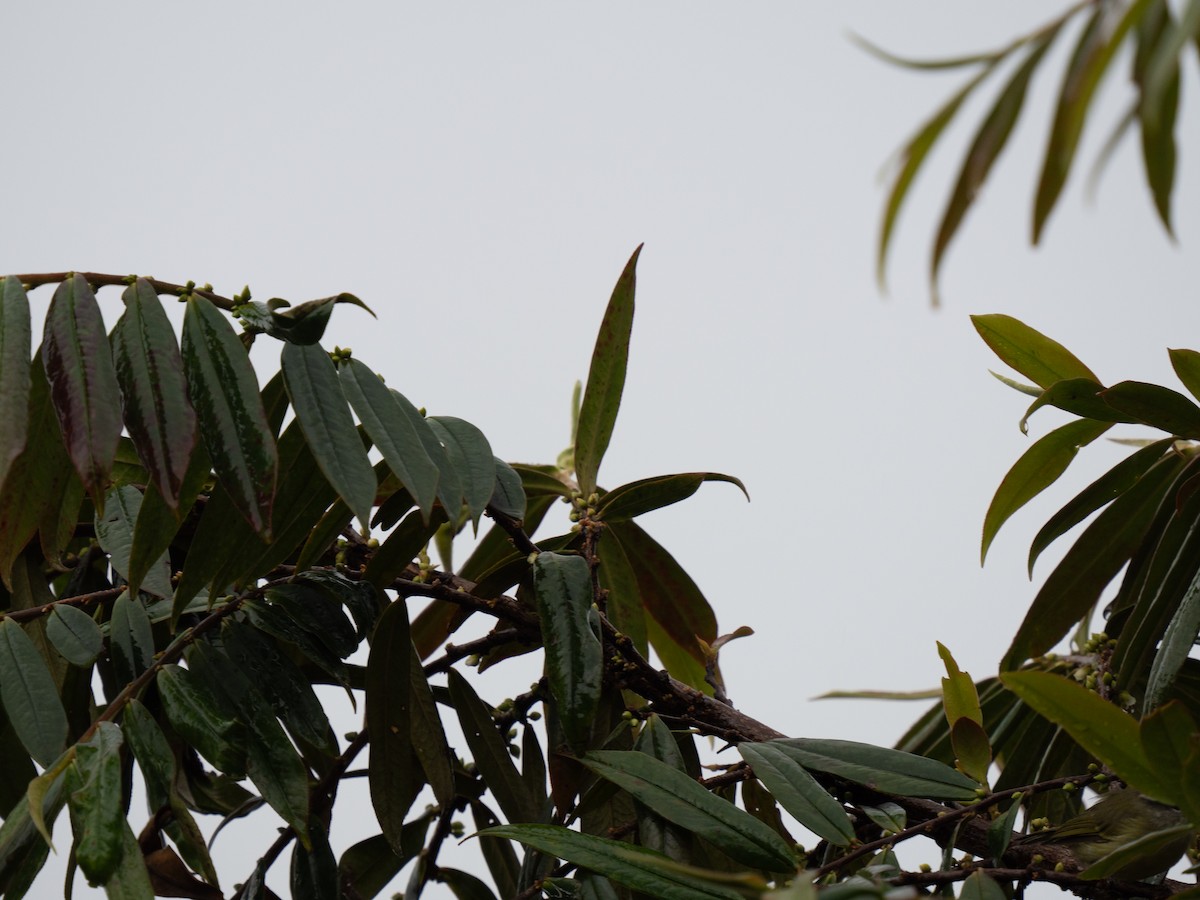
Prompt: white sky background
<box><xmin>4</xmin><ymin>2</ymin><xmax>1200</xmax><ymax>896</ymax></box>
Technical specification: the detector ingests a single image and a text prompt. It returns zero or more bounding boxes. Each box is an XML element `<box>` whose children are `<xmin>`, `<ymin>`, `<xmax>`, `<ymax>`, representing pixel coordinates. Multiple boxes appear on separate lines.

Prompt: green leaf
<box><xmin>478</xmin><ymin>825</ymin><xmax>744</xmax><ymax>899</ymax></box>
<box><xmin>42</xmin><ymin>274</ymin><xmax>122</xmax><ymax>508</ymax></box>
<box><xmin>1144</xmin><ymin>567</ymin><xmax>1200</xmax><ymax>712</ymax></box>
<box><xmin>1000</xmin><ymin>670</ymin><xmax>1168</xmax><ymax>799</ymax></box>
<box><xmin>0</xmin><ymin>276</ymin><xmax>31</xmax><ymax>493</ymax></box>
<box><xmin>409</xmin><ymin>638</ymin><xmax>455</xmax><ymax>808</ymax></box>
<box><xmin>534</xmin><ymin>552</ymin><xmax>603</xmax><ymax>752</ymax></box>
<box><xmin>98</xmin><ymin>818</ymin><xmax>154</xmax><ymax>899</ymax></box>
<box><xmin>111</xmin><ymin>279</ymin><xmax>198</xmax><ymax>511</ymax></box>
<box><xmin>575</xmin><ymin>245</ymin><xmax>642</xmax><ymax>496</ymax></box>
<box><xmin>1100</xmin><ymin>380</ymin><xmax>1200</xmax><ymax>437</ymax></box>
<box><xmin>46</xmin><ymin>604</ymin><xmax>103</xmax><ymax>667</ymax></box>
<box><xmin>181</xmin><ymin>295</ymin><xmax>277</xmax><ymax>536</ymax></box>
<box><xmin>364</xmin><ymin>506</ymin><xmax>447</xmax><ymax>591</ymax></box>
<box><xmin>1134</xmin><ymin>0</ymin><xmax>1180</xmax><ymax>232</ymax></box>
<box><xmin>1033</xmin><ymin>0</ymin><xmax>1152</xmax><ymax>243</ymax></box>
<box><xmin>448</xmin><ymin>668</ymin><xmax>538</xmax><ymax>824</ymax></box>
<box><xmin>488</xmin><ymin>458</ymin><xmax>527</xmax><ymax>521</ymax></box>
<box><xmin>367</xmin><ymin>599</ymin><xmax>419</xmax><ymax>852</ymax></box>
<box><xmin>390</xmin><ymin>388</ymin><xmax>463</xmax><ymax>517</ymax></box>
<box><xmin>1002</xmin><ymin>452</ymin><xmax>1184</xmax><ymax>670</ymax></box>
<box><xmin>1028</xmin><ymin>438</ymin><xmax>1173</xmax><ymax>575</ymax></box>
<box><xmin>737</xmin><ymin>742</ymin><xmax>855</xmax><ymax>846</ymax></box>
<box><xmin>129</xmin><ymin>442</ymin><xmax>209</xmax><ymax>593</ymax></box>
<box><xmin>597</xmin><ymin>473</ymin><xmax>748</xmax><ymax>524</ymax></box>
<box><xmin>338</xmin><ymin>826</ymin><xmax>430</xmax><ymax>900</ymax></box>
<box><xmin>1170</xmin><ymin>348</ymin><xmax>1200</xmax><ymax>403</ymax></box>
<box><xmin>69</xmin><ymin>722</ymin><xmax>125</xmax><ymax>883</ymax></box>
<box><xmin>987</xmin><ymin>795</ymin><xmax>1023</xmax><ymax>860</ymax></box>
<box><xmin>291</xmin><ymin>823</ymin><xmax>338</xmax><ymax>900</ymax></box>
<box><xmin>267</xmin><ymin>581</ymin><xmax>358</xmax><ymax>658</ymax></box>
<box><xmin>960</xmin><ymin>870</ymin><xmax>1008</xmax><ymax>900</ymax></box>
<box><xmin>0</xmin><ymin>617</ymin><xmax>67</xmax><ymax>766</ymax></box>
<box><xmin>931</xmin><ymin>29</ymin><xmax>1060</xmax><ymax>293</ymax></box>
<box><xmin>596</xmin><ymin>532</ymin><xmax>647</xmax><ymax>659</ymax></box>
<box><xmin>769</xmin><ymin>738</ymin><xmax>981</xmax><ymax>800</ymax></box>
<box><xmin>282</xmin><ymin>342</ymin><xmax>376</xmax><ymax>527</ymax></box>
<box><xmin>971</xmin><ymin>315</ymin><xmax>1098</xmax><ymax>388</ymax></box>
<box><xmin>439</xmin><ymin>868</ymin><xmax>501</xmax><ymax>900</ymax></box>
<box><xmin>1139</xmin><ymin>702</ymin><xmax>1200</xmax><ymax>821</ymax></box>
<box><xmin>1020</xmin><ymin>377</ymin><xmax>1137</xmax><ymax>432</ymax></box>
<box><xmin>95</xmin><ymin>484</ymin><xmax>173</xmax><ymax>598</ymax></box>
<box><xmin>428</xmin><ymin>416</ymin><xmax>495</xmax><ymax>531</ymax></box>
<box><xmin>338</xmin><ymin>357</ymin><xmax>440</xmax><ymax>521</ymax></box>
<box><xmin>981</xmin><ymin>419</ymin><xmax>1111</xmax><ymax>563</ymax></box>
<box><xmin>242</xmin><ymin>598</ymin><xmax>349</xmax><ymax>688</ymax></box>
<box><xmin>582</xmin><ymin>750</ymin><xmax>796</xmax><ymax>872</ymax></box>
<box><xmin>156</xmin><ymin>663</ymin><xmax>247</xmax><ymax>777</ymax></box>
<box><xmin>109</xmin><ymin>590</ymin><xmax>155</xmax><ymax>686</ymax></box>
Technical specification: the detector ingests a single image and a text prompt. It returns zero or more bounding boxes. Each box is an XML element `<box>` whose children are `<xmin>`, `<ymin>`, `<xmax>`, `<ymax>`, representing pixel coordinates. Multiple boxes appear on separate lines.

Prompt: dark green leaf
<box><xmin>596</xmin><ymin>529</ymin><xmax>647</xmax><ymax>659</ymax></box>
<box><xmin>987</xmin><ymin>796</ymin><xmax>1023</xmax><ymax>860</ymax></box>
<box><xmin>1021</xmin><ymin>378</ymin><xmax>1136</xmax><ymax>431</ymax></box>
<box><xmin>97</xmin><ymin>818</ymin><xmax>154</xmax><ymax>899</ymax></box>
<box><xmin>291</xmin><ymin>823</ymin><xmax>337</xmax><ymax>900</ymax></box>
<box><xmin>479</xmin><ymin>825</ymin><xmax>744</xmax><ymax>899</ymax></box>
<box><xmin>282</xmin><ymin>342</ymin><xmax>376</xmax><ymax>527</ymax></box>
<box><xmin>129</xmin><ymin>442</ymin><xmax>209</xmax><ymax>595</ymax></box>
<box><xmin>428</xmin><ymin>416</ymin><xmax>495</xmax><ymax>531</ymax></box>
<box><xmin>70</xmin><ymin>721</ymin><xmax>125</xmax><ymax>883</ymax></box>
<box><xmin>112</xmin><ymin>279</ymin><xmax>197</xmax><ymax>511</ymax></box>
<box><xmin>338</xmin><ymin>825</ymin><xmax>429</xmax><ymax>900</ymax></box>
<box><xmin>364</xmin><ymin>506</ymin><xmax>447</xmax><ymax>591</ymax></box>
<box><xmin>181</xmin><ymin>296</ymin><xmax>277</xmax><ymax>536</ymax></box>
<box><xmin>971</xmin><ymin>315</ymin><xmax>1098</xmax><ymax>388</ymax></box>
<box><xmin>582</xmin><ymin>750</ymin><xmax>795</xmax><ymax>872</ymax></box>
<box><xmin>981</xmin><ymin>419</ymin><xmax>1111</xmax><ymax>564</ymax></box>
<box><xmin>0</xmin><ymin>617</ymin><xmax>67</xmax><ymax>766</ymax></box>
<box><xmin>737</xmin><ymin>742</ymin><xmax>855</xmax><ymax>846</ymax></box>
<box><xmin>121</xmin><ymin>699</ymin><xmax>174</xmax><ymax>808</ymax></box>
<box><xmin>367</xmin><ymin>599</ymin><xmax>418</xmax><ymax>851</ymax></box>
<box><xmin>534</xmin><ymin>552</ymin><xmax>602</xmax><ymax>752</ymax></box>
<box><xmin>1134</xmin><ymin>0</ymin><xmax>1180</xmax><ymax>232</ymax></box>
<box><xmin>1144</xmin><ymin>569</ymin><xmax>1200</xmax><ymax>711</ymax></box>
<box><xmin>46</xmin><ymin>604</ymin><xmax>103</xmax><ymax>667</ymax></box>
<box><xmin>42</xmin><ymin>275</ymin><xmax>122</xmax><ymax>508</ymax></box>
<box><xmin>390</xmin><ymin>388</ymin><xmax>462</xmax><ymax>517</ymax></box>
<box><xmin>1170</xmin><ymin>348</ymin><xmax>1200</xmax><ymax>403</ymax></box>
<box><xmin>156</xmin><ymin>663</ymin><xmax>247</xmax><ymax>777</ymax></box>
<box><xmin>0</xmin><ymin>276</ymin><xmax>31</xmax><ymax>493</ymax></box>
<box><xmin>439</xmin><ymin>868</ymin><xmax>500</xmax><ymax>900</ymax></box>
<box><xmin>267</xmin><ymin>581</ymin><xmax>358</xmax><ymax>658</ymax></box>
<box><xmin>770</xmin><ymin>738</ymin><xmax>981</xmax><ymax>800</ymax></box>
<box><xmin>95</xmin><ymin>484</ymin><xmax>173</xmax><ymax>598</ymax></box>
<box><xmin>960</xmin><ymin>870</ymin><xmax>1008</xmax><ymax>900</ymax></box>
<box><xmin>489</xmin><ymin>458</ymin><xmax>526</xmax><ymax>521</ymax></box>
<box><xmin>1139</xmin><ymin>702</ymin><xmax>1199</xmax><ymax>821</ymax></box>
<box><xmin>1100</xmin><ymin>380</ymin><xmax>1200</xmax><ymax>437</ymax></box>
<box><xmin>597</xmin><ymin>473</ymin><xmax>748</xmax><ymax>524</ymax></box>
<box><xmin>575</xmin><ymin>246</ymin><xmax>641</xmax><ymax>496</ymax></box>
<box><xmin>243</xmin><ymin>598</ymin><xmax>349</xmax><ymax>688</ymax></box>
<box><xmin>109</xmin><ymin>590</ymin><xmax>155</xmax><ymax>686</ymax></box>
<box><xmin>513</xmin><ymin>465</ymin><xmax>575</xmax><ymax>499</ymax></box>
<box><xmin>409</xmin><ymin>638</ymin><xmax>455</xmax><ymax>807</ymax></box>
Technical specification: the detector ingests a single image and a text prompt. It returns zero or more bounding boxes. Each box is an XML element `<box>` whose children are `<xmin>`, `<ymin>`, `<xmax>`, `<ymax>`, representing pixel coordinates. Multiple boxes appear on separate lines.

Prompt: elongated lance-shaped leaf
<box><xmin>42</xmin><ymin>274</ymin><xmax>122</xmax><ymax>509</ymax></box>
<box><xmin>428</xmin><ymin>416</ymin><xmax>495</xmax><ymax>531</ymax></box>
<box><xmin>1144</xmin><ymin>567</ymin><xmax>1200</xmax><ymax>712</ymax></box>
<box><xmin>1134</xmin><ymin>0</ymin><xmax>1179</xmax><ymax>233</ymax></box>
<box><xmin>367</xmin><ymin>599</ymin><xmax>418</xmax><ymax>853</ymax></box>
<box><xmin>181</xmin><ymin>295</ymin><xmax>277</xmax><ymax>536</ymax></box>
<box><xmin>1100</xmin><ymin>380</ymin><xmax>1200</xmax><ymax>438</ymax></box>
<box><xmin>581</xmin><ymin>750</ymin><xmax>796</xmax><ymax>872</ymax></box>
<box><xmin>390</xmin><ymin>388</ymin><xmax>462</xmax><ymax>517</ymax></box>
<box><xmin>534</xmin><ymin>552</ymin><xmax>602</xmax><ymax>751</ymax></box>
<box><xmin>738</xmin><ymin>742</ymin><xmax>855</xmax><ymax>846</ymax></box>
<box><xmin>0</xmin><ymin>618</ymin><xmax>67</xmax><ymax>766</ymax></box>
<box><xmin>597</xmin><ymin>472</ymin><xmax>748</xmax><ymax>524</ymax></box>
<box><xmin>1033</xmin><ymin>0</ymin><xmax>1153</xmax><ymax>243</ymax></box>
<box><xmin>0</xmin><ymin>276</ymin><xmax>31</xmax><ymax>492</ymax></box>
<box><xmin>291</xmin><ymin>822</ymin><xmax>338</xmax><ymax>900</ymax></box>
<box><xmin>282</xmin><ymin>342</ymin><xmax>375</xmax><ymax>528</ymax></box>
<box><xmin>1140</xmin><ymin>0</ymin><xmax>1200</xmax><ymax>135</ymax></box>
<box><xmin>156</xmin><ymin>663</ymin><xmax>248</xmax><ymax>778</ymax></box>
<box><xmin>112</xmin><ymin>279</ymin><xmax>197</xmax><ymax>511</ymax></box>
<box><xmin>408</xmin><ymin>629</ymin><xmax>455</xmax><ymax>807</ymax></box>
<box><xmin>981</xmin><ymin>419</ymin><xmax>1111</xmax><ymax>564</ymax></box>
<box><xmin>770</xmin><ymin>738</ymin><xmax>982</xmax><ymax>799</ymax></box>
<box><xmin>971</xmin><ymin>314</ymin><xmax>1098</xmax><ymax>388</ymax></box>
<box><xmin>931</xmin><ymin>28</ymin><xmax>1060</xmax><ymax>296</ymax></box>
<box><xmin>70</xmin><ymin>722</ymin><xmax>125</xmax><ymax>884</ymax></box>
<box><xmin>575</xmin><ymin>245</ymin><xmax>642</xmax><ymax>497</ymax></box>
<box><xmin>109</xmin><ymin>589</ymin><xmax>155</xmax><ymax>687</ymax></box>
<box><xmin>95</xmin><ymin>484</ymin><xmax>173</xmax><ymax>598</ymax></box>
<box><xmin>338</xmin><ymin>357</ymin><xmax>439</xmax><ymax>521</ymax></box>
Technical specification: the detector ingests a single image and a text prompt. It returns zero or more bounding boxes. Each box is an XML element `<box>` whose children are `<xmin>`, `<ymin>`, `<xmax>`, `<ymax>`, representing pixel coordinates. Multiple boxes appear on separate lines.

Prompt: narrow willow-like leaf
<box><xmin>367</xmin><ymin>600</ymin><xmax>417</xmax><ymax>852</ymax></box>
<box><xmin>46</xmin><ymin>604</ymin><xmax>103</xmax><ymax>667</ymax></box>
<box><xmin>1000</xmin><ymin>670</ymin><xmax>1168</xmax><ymax>800</ymax></box>
<box><xmin>597</xmin><ymin>530</ymin><xmax>648</xmax><ymax>659</ymax></box>
<box><xmin>1140</xmin><ymin>0</ymin><xmax>1200</xmax><ymax>137</ymax></box>
<box><xmin>534</xmin><ymin>552</ymin><xmax>602</xmax><ymax>751</ymax></box>
<box><xmin>931</xmin><ymin>29</ymin><xmax>1059</xmax><ymax>293</ymax></box>
<box><xmin>738</xmin><ymin>742</ymin><xmax>855</xmax><ymax>846</ymax></box>
<box><xmin>70</xmin><ymin>722</ymin><xmax>125</xmax><ymax>884</ymax></box>
<box><xmin>479</xmin><ymin>825</ymin><xmax>744</xmax><ymax>900</ymax></box>
<box><xmin>1033</xmin><ymin>0</ymin><xmax>1153</xmax><ymax>243</ymax></box>
<box><xmin>1028</xmin><ymin>438</ymin><xmax>1173</xmax><ymax>575</ymax></box>
<box><xmin>1002</xmin><ymin>453</ymin><xmax>1185</xmax><ymax>670</ymax></box>
<box><xmin>0</xmin><ymin>276</ymin><xmax>31</xmax><ymax>492</ymax></box>
<box><xmin>1134</xmin><ymin>0</ymin><xmax>1179</xmax><ymax>232</ymax></box>
<box><xmin>771</xmin><ymin>738</ymin><xmax>981</xmax><ymax>800</ymax></box>
<box><xmin>981</xmin><ymin>419</ymin><xmax>1111</xmax><ymax>563</ymax></box>
<box><xmin>1100</xmin><ymin>380</ymin><xmax>1200</xmax><ymax>438</ymax></box>
<box><xmin>447</xmin><ymin>668</ymin><xmax>538</xmax><ymax>825</ymax></box>
<box><xmin>1144</xmin><ymin>569</ymin><xmax>1200</xmax><ymax>711</ymax></box>
<box><xmin>971</xmin><ymin>315</ymin><xmax>1098</xmax><ymax>388</ymax></box>
<box><xmin>0</xmin><ymin>618</ymin><xmax>67</xmax><ymax>766</ymax></box>
<box><xmin>42</xmin><ymin>275</ymin><xmax>122</xmax><ymax>508</ymax></box>
<box><xmin>112</xmin><ymin>279</ymin><xmax>197</xmax><ymax>510</ymax></box>
<box><xmin>391</xmin><ymin>388</ymin><xmax>462</xmax><ymax>516</ymax></box>
<box><xmin>291</xmin><ymin>823</ymin><xmax>338</xmax><ymax>900</ymax></box>
<box><xmin>597</xmin><ymin>472</ymin><xmax>748</xmax><ymax>524</ymax></box>
<box><xmin>575</xmin><ymin>245</ymin><xmax>642</xmax><ymax>496</ymax></box>
<box><xmin>427</xmin><ymin>416</ymin><xmax>494</xmax><ymax>531</ymax></box>
<box><xmin>282</xmin><ymin>342</ymin><xmax>375</xmax><ymax>527</ymax></box>
<box><xmin>95</xmin><ymin>484</ymin><xmax>173</xmax><ymax>598</ymax></box>
<box><xmin>582</xmin><ymin>750</ymin><xmax>795</xmax><ymax>872</ymax></box>
<box><xmin>1139</xmin><ymin>703</ymin><xmax>1199</xmax><ymax>822</ymax></box>
<box><xmin>181</xmin><ymin>296</ymin><xmax>277</xmax><ymax>536</ymax></box>
<box><xmin>408</xmin><ymin>641</ymin><xmax>455</xmax><ymax>807</ymax></box>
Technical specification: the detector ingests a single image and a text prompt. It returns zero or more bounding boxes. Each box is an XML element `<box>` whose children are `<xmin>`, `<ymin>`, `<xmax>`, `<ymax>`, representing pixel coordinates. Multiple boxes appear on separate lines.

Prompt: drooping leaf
<box><xmin>428</xmin><ymin>416</ymin><xmax>495</xmax><ymax>531</ymax></box>
<box><xmin>42</xmin><ymin>275</ymin><xmax>122</xmax><ymax>508</ymax></box>
<box><xmin>367</xmin><ymin>599</ymin><xmax>419</xmax><ymax>852</ymax></box>
<box><xmin>291</xmin><ymin>823</ymin><xmax>338</xmax><ymax>900</ymax></box>
<box><xmin>111</xmin><ymin>279</ymin><xmax>198</xmax><ymax>511</ymax></box>
<box><xmin>266</xmin><ymin>581</ymin><xmax>358</xmax><ymax>658</ymax></box>
<box><xmin>390</xmin><ymin>388</ymin><xmax>463</xmax><ymax>517</ymax></box>
<box><xmin>282</xmin><ymin>342</ymin><xmax>375</xmax><ymax>527</ymax></box>
<box><xmin>488</xmin><ymin>458</ymin><xmax>526</xmax><ymax>521</ymax></box>
<box><xmin>1144</xmin><ymin>568</ymin><xmax>1200</xmax><ymax>712</ymax></box>
<box><xmin>737</xmin><ymin>742</ymin><xmax>855</xmax><ymax>846</ymax></box>
<box><xmin>181</xmin><ymin>295</ymin><xmax>277</xmax><ymax>536</ymax></box>
<box><xmin>534</xmin><ymin>552</ymin><xmax>602</xmax><ymax>752</ymax></box>
<box><xmin>972</xmin><ymin>315</ymin><xmax>1099</xmax><ymax>388</ymax></box>
<box><xmin>95</xmin><ymin>484</ymin><xmax>173</xmax><ymax>598</ymax></box>
<box><xmin>0</xmin><ymin>618</ymin><xmax>67</xmax><ymax>766</ymax></box>
<box><xmin>1100</xmin><ymin>380</ymin><xmax>1200</xmax><ymax>437</ymax></box>
<box><xmin>769</xmin><ymin>738</ymin><xmax>981</xmax><ymax>800</ymax></box>
<box><xmin>596</xmin><ymin>530</ymin><xmax>648</xmax><ymax>659</ymax></box>
<box><xmin>242</xmin><ymin>598</ymin><xmax>349</xmax><ymax>688</ymax></box>
<box><xmin>1134</xmin><ymin>0</ymin><xmax>1180</xmax><ymax>232</ymax></box>
<box><xmin>100</xmin><ymin>818</ymin><xmax>155</xmax><ymax>899</ymax></box>
<box><xmin>109</xmin><ymin>590</ymin><xmax>155</xmax><ymax>686</ymax></box>
<box><xmin>0</xmin><ymin>276</ymin><xmax>31</xmax><ymax>492</ymax></box>
<box><xmin>46</xmin><ymin>604</ymin><xmax>103</xmax><ymax>668</ymax></box>
<box><xmin>338</xmin><ymin>825</ymin><xmax>430</xmax><ymax>900</ymax></box>
<box><xmin>597</xmin><ymin>472</ymin><xmax>748</xmax><ymax>524</ymax></box>
<box><xmin>981</xmin><ymin>419</ymin><xmax>1111</xmax><ymax>563</ymax></box>
<box><xmin>69</xmin><ymin>722</ymin><xmax>125</xmax><ymax>884</ymax></box>
<box><xmin>574</xmin><ymin>245</ymin><xmax>642</xmax><ymax>496</ymax></box>
<box><xmin>156</xmin><ymin>663</ymin><xmax>247</xmax><ymax>778</ymax></box>
<box><xmin>128</xmin><ymin>440</ymin><xmax>209</xmax><ymax>594</ymax></box>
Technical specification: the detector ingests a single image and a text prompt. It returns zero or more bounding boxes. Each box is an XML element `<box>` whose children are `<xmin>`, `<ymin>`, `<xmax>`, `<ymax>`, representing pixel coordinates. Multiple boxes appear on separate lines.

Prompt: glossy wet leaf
<box><xmin>157</xmin><ymin>664</ymin><xmax>247</xmax><ymax>777</ymax></box>
<box><xmin>95</xmin><ymin>484</ymin><xmax>173</xmax><ymax>598</ymax></box>
<box><xmin>42</xmin><ymin>275</ymin><xmax>121</xmax><ymax>507</ymax></box>
<box><xmin>70</xmin><ymin>722</ymin><xmax>125</xmax><ymax>883</ymax></box>
<box><xmin>770</xmin><ymin>738</ymin><xmax>981</xmax><ymax>800</ymax></box>
<box><xmin>0</xmin><ymin>276</ymin><xmax>31</xmax><ymax>492</ymax></box>
<box><xmin>0</xmin><ymin>618</ymin><xmax>67</xmax><ymax>766</ymax></box>
<box><xmin>182</xmin><ymin>295</ymin><xmax>277</xmax><ymax>536</ymax></box>
<box><xmin>428</xmin><ymin>416</ymin><xmax>495</xmax><ymax>530</ymax></box>
<box><xmin>111</xmin><ymin>279</ymin><xmax>197</xmax><ymax>510</ymax></box>
<box><xmin>597</xmin><ymin>472</ymin><xmax>748</xmax><ymax>524</ymax></box>
<box><xmin>367</xmin><ymin>599</ymin><xmax>418</xmax><ymax>851</ymax></box>
<box><xmin>575</xmin><ymin>245</ymin><xmax>641</xmax><ymax>496</ymax></box>
<box><xmin>972</xmin><ymin>315</ymin><xmax>1098</xmax><ymax>388</ymax></box>
<box><xmin>46</xmin><ymin>604</ymin><xmax>103</xmax><ymax>667</ymax></box>
<box><xmin>738</xmin><ymin>742</ymin><xmax>854</xmax><ymax>846</ymax></box>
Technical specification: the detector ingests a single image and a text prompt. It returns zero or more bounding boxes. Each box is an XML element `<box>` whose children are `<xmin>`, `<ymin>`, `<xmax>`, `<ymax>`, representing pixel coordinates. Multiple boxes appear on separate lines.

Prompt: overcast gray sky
<box><xmin>5</xmin><ymin>3</ymin><xmax>1199</xmax><ymax>895</ymax></box>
